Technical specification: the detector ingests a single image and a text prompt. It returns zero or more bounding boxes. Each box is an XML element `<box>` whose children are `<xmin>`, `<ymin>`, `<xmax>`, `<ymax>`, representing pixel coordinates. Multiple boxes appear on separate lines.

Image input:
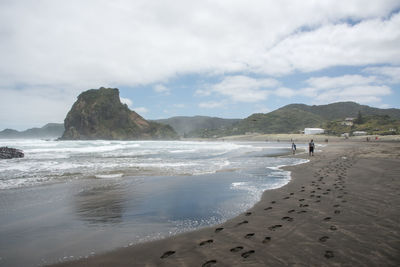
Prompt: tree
<box><xmin>355</xmin><ymin>111</ymin><xmax>364</xmax><ymax>124</ymax></box>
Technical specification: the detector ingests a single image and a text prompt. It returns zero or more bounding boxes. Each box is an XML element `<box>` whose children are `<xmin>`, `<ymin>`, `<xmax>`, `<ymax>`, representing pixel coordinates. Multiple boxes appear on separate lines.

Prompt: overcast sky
<box><xmin>1</xmin><ymin>0</ymin><xmax>400</xmax><ymax>130</ymax></box>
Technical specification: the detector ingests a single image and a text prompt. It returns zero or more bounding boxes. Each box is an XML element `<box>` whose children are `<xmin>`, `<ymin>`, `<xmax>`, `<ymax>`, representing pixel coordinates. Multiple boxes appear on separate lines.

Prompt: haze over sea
<box><xmin>0</xmin><ymin>140</ymin><xmax>307</xmax><ymax>266</ymax></box>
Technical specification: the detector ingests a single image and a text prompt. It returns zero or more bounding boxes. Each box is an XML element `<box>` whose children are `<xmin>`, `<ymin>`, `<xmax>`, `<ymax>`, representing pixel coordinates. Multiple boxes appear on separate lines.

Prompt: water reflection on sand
<box><xmin>74</xmin><ymin>183</ymin><xmax>126</xmax><ymax>225</ymax></box>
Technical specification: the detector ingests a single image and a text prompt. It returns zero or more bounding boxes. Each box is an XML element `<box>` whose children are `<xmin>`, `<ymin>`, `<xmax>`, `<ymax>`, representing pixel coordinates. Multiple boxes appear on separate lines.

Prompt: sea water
<box><xmin>0</xmin><ymin>140</ymin><xmax>307</xmax><ymax>266</ymax></box>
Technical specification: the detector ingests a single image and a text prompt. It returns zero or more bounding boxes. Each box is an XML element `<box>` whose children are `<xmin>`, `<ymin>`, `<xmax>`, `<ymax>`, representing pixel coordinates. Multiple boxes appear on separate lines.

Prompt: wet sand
<box><xmin>52</xmin><ymin>141</ymin><xmax>400</xmax><ymax>266</ymax></box>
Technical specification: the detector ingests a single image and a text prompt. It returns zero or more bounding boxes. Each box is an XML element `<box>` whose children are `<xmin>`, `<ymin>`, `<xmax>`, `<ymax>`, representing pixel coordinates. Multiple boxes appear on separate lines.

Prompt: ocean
<box><xmin>0</xmin><ymin>140</ymin><xmax>307</xmax><ymax>266</ymax></box>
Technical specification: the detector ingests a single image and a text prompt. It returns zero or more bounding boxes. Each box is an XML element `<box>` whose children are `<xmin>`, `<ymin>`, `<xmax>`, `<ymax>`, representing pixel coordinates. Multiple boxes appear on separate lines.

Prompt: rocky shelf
<box><xmin>0</xmin><ymin>147</ymin><xmax>24</xmax><ymax>159</ymax></box>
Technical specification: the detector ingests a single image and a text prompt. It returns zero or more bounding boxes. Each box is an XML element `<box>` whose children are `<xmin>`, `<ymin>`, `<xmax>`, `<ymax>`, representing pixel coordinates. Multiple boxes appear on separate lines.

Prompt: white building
<box><xmin>304</xmin><ymin>128</ymin><xmax>324</xmax><ymax>135</ymax></box>
<box><xmin>353</xmin><ymin>131</ymin><xmax>367</xmax><ymax>136</ymax></box>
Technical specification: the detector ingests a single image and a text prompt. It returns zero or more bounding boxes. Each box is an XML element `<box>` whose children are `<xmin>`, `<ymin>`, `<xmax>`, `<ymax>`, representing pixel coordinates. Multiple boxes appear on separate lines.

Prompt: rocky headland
<box><xmin>60</xmin><ymin>87</ymin><xmax>178</xmax><ymax>140</ymax></box>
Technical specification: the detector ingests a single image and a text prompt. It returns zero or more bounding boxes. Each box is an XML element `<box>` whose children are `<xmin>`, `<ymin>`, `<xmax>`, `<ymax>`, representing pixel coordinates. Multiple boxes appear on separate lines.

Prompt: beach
<box><xmin>52</xmin><ymin>139</ymin><xmax>400</xmax><ymax>266</ymax></box>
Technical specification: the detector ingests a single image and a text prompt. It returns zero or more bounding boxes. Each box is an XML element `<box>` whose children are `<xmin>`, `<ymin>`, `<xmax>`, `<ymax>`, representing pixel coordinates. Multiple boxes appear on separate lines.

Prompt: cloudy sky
<box><xmin>1</xmin><ymin>0</ymin><xmax>400</xmax><ymax>130</ymax></box>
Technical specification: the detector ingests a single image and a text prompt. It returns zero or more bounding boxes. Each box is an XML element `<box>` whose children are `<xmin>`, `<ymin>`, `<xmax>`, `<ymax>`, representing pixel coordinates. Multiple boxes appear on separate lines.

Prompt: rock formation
<box><xmin>0</xmin><ymin>147</ymin><xmax>24</xmax><ymax>159</ymax></box>
<box><xmin>60</xmin><ymin>87</ymin><xmax>178</xmax><ymax>140</ymax></box>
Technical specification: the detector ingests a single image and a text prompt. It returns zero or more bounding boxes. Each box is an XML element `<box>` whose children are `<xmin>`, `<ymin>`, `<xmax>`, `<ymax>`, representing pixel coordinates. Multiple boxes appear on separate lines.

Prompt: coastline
<box><xmin>52</xmin><ymin>140</ymin><xmax>400</xmax><ymax>266</ymax></box>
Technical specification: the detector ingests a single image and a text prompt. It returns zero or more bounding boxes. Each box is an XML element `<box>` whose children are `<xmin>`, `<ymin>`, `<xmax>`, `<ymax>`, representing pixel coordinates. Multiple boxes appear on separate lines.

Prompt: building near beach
<box><xmin>304</xmin><ymin>128</ymin><xmax>324</xmax><ymax>135</ymax></box>
<box><xmin>353</xmin><ymin>131</ymin><xmax>367</xmax><ymax>136</ymax></box>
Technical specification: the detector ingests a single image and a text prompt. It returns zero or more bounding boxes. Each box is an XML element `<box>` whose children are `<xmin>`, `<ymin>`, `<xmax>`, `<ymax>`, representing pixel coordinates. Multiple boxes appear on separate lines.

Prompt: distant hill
<box><xmin>155</xmin><ymin>116</ymin><xmax>241</xmax><ymax>136</ymax></box>
<box><xmin>0</xmin><ymin>123</ymin><xmax>64</xmax><ymax>139</ymax></box>
<box><xmin>61</xmin><ymin>87</ymin><xmax>178</xmax><ymax>140</ymax></box>
<box><xmin>201</xmin><ymin>102</ymin><xmax>400</xmax><ymax>137</ymax></box>
<box><xmin>284</xmin><ymin>102</ymin><xmax>400</xmax><ymax>121</ymax></box>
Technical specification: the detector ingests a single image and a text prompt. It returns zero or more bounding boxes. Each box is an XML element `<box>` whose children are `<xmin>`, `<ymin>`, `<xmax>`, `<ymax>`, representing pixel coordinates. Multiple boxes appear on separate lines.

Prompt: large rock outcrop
<box><xmin>60</xmin><ymin>87</ymin><xmax>178</xmax><ymax>140</ymax></box>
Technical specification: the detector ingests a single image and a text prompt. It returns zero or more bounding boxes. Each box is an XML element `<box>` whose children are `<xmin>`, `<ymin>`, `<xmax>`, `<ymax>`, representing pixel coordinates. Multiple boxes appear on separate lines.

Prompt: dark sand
<box><xmin>52</xmin><ymin>141</ymin><xmax>400</xmax><ymax>266</ymax></box>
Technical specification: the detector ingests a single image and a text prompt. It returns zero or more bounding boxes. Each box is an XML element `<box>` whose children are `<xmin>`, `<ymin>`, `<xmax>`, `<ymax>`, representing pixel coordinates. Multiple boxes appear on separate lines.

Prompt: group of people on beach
<box><xmin>291</xmin><ymin>139</ymin><xmax>315</xmax><ymax>156</ymax></box>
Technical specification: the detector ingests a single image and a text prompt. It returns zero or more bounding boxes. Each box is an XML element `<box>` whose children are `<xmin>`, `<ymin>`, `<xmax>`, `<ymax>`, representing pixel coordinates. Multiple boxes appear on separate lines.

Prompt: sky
<box><xmin>1</xmin><ymin>0</ymin><xmax>400</xmax><ymax>130</ymax></box>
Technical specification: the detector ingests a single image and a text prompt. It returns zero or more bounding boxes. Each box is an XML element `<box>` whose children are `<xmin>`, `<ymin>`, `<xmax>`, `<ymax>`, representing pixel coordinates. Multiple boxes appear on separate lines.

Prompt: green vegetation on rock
<box><xmin>325</xmin><ymin>114</ymin><xmax>400</xmax><ymax>136</ymax></box>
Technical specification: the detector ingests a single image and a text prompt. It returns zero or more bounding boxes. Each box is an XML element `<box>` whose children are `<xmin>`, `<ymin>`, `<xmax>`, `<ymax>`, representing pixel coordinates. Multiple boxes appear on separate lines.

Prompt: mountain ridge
<box><xmin>1</xmin><ymin>101</ymin><xmax>399</xmax><ymax>139</ymax></box>
<box><xmin>0</xmin><ymin>123</ymin><xmax>64</xmax><ymax>139</ymax></box>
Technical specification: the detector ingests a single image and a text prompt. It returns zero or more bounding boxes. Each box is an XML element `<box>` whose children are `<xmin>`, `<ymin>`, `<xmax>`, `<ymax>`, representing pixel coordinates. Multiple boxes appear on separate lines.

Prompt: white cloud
<box><xmin>1</xmin><ymin>0</ymin><xmax>399</xmax><ymax>89</ymax></box>
<box><xmin>0</xmin><ymin>86</ymin><xmax>75</xmax><ymax>130</ymax></box>
<box><xmin>205</xmin><ymin>75</ymin><xmax>278</xmax><ymax>102</ymax></box>
<box><xmin>363</xmin><ymin>66</ymin><xmax>400</xmax><ymax>83</ymax></box>
<box><xmin>299</xmin><ymin>74</ymin><xmax>392</xmax><ymax>105</ymax></box>
<box><xmin>306</xmin><ymin>75</ymin><xmax>378</xmax><ymax>89</ymax></box>
<box><xmin>313</xmin><ymin>85</ymin><xmax>391</xmax><ymax>103</ymax></box>
<box><xmin>1</xmin><ymin>1</ymin><xmax>400</xmax><ymax>127</ymax></box>
<box><xmin>154</xmin><ymin>84</ymin><xmax>170</xmax><ymax>94</ymax></box>
<box><xmin>133</xmin><ymin>107</ymin><xmax>148</xmax><ymax>114</ymax></box>
<box><xmin>259</xmin><ymin>13</ymin><xmax>400</xmax><ymax>74</ymax></box>
<box><xmin>120</xmin><ymin>97</ymin><xmax>133</xmax><ymax>107</ymax></box>
<box><xmin>273</xmin><ymin>87</ymin><xmax>296</xmax><ymax>98</ymax></box>
<box><xmin>198</xmin><ymin>101</ymin><xmax>225</xmax><ymax>109</ymax></box>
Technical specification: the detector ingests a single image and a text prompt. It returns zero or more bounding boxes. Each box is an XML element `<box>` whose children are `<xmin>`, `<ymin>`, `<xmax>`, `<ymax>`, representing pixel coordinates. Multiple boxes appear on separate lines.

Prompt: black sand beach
<box><xmin>52</xmin><ymin>140</ymin><xmax>400</xmax><ymax>266</ymax></box>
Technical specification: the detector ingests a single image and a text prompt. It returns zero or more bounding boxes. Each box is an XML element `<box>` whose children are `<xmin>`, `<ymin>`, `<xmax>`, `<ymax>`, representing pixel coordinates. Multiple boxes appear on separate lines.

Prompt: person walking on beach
<box><xmin>309</xmin><ymin>139</ymin><xmax>315</xmax><ymax>156</ymax></box>
<box><xmin>292</xmin><ymin>142</ymin><xmax>296</xmax><ymax>155</ymax></box>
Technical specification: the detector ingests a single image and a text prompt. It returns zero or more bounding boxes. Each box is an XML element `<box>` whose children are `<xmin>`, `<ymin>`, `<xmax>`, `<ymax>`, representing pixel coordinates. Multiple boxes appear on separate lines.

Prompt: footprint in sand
<box><xmin>323</xmin><ymin>217</ymin><xmax>331</xmax><ymax>221</ymax></box>
<box><xmin>268</xmin><ymin>224</ymin><xmax>282</xmax><ymax>231</ymax></box>
<box><xmin>299</xmin><ymin>204</ymin><xmax>309</xmax><ymax>207</ymax></box>
<box><xmin>236</xmin><ymin>220</ymin><xmax>248</xmax><ymax>227</ymax></box>
<box><xmin>297</xmin><ymin>210</ymin><xmax>307</xmax><ymax>214</ymax></box>
<box><xmin>241</xmin><ymin>250</ymin><xmax>255</xmax><ymax>258</ymax></box>
<box><xmin>333</xmin><ymin>204</ymin><xmax>340</xmax><ymax>208</ymax></box>
<box><xmin>264</xmin><ymin>207</ymin><xmax>273</xmax><ymax>211</ymax></box>
<box><xmin>281</xmin><ymin>216</ymin><xmax>294</xmax><ymax>222</ymax></box>
<box><xmin>283</xmin><ymin>196</ymin><xmax>290</xmax><ymax>200</ymax></box>
<box><xmin>271</xmin><ymin>201</ymin><xmax>277</xmax><ymax>204</ymax></box>
<box><xmin>202</xmin><ymin>260</ymin><xmax>217</xmax><ymax>267</ymax></box>
<box><xmin>299</xmin><ymin>199</ymin><xmax>305</xmax><ymax>202</ymax></box>
<box><xmin>262</xmin><ymin>236</ymin><xmax>271</xmax><ymax>243</ymax></box>
<box><xmin>324</xmin><ymin>250</ymin><xmax>334</xmax><ymax>259</ymax></box>
<box><xmin>245</xmin><ymin>212</ymin><xmax>252</xmax><ymax>216</ymax></box>
<box><xmin>288</xmin><ymin>209</ymin><xmax>295</xmax><ymax>213</ymax></box>
<box><xmin>319</xmin><ymin>236</ymin><xmax>329</xmax><ymax>242</ymax></box>
<box><xmin>334</xmin><ymin>210</ymin><xmax>341</xmax><ymax>214</ymax></box>
<box><xmin>244</xmin><ymin>233</ymin><xmax>255</xmax><ymax>239</ymax></box>
<box><xmin>215</xmin><ymin>227</ymin><xmax>223</xmax><ymax>233</ymax></box>
<box><xmin>160</xmin><ymin>251</ymin><xmax>175</xmax><ymax>259</ymax></box>
<box><xmin>330</xmin><ymin>225</ymin><xmax>337</xmax><ymax>231</ymax></box>
<box><xmin>199</xmin><ymin>239</ymin><xmax>213</xmax><ymax>246</ymax></box>
<box><xmin>230</xmin><ymin>246</ymin><xmax>244</xmax><ymax>252</ymax></box>
<box><xmin>290</xmin><ymin>192</ymin><xmax>294</xmax><ymax>195</ymax></box>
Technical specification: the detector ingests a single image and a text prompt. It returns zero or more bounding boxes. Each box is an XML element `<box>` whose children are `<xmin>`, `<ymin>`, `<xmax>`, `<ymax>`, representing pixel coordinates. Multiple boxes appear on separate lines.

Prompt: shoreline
<box><xmin>52</xmin><ymin>140</ymin><xmax>400</xmax><ymax>266</ymax></box>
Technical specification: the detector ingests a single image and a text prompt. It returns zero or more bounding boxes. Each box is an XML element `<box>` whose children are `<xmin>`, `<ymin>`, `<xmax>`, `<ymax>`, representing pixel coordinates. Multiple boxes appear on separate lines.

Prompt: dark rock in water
<box><xmin>0</xmin><ymin>147</ymin><xmax>24</xmax><ymax>159</ymax></box>
<box><xmin>60</xmin><ymin>87</ymin><xmax>178</xmax><ymax>140</ymax></box>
